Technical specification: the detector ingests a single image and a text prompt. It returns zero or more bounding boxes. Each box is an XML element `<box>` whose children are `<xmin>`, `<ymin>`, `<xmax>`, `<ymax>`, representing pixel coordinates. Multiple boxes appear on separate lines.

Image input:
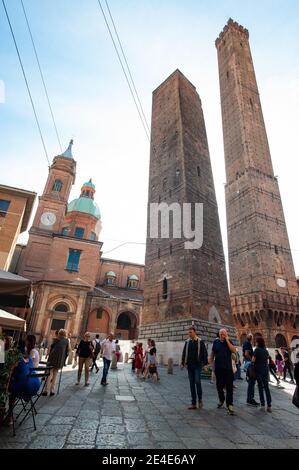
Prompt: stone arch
<box><xmin>115</xmin><ymin>311</ymin><xmax>138</xmax><ymax>340</ymax></box>
<box><xmin>277</xmin><ymin>311</ymin><xmax>284</xmax><ymax>327</ymax></box>
<box><xmin>87</xmin><ymin>307</ymin><xmax>110</xmax><ymax>336</ymax></box>
<box><xmin>275</xmin><ymin>333</ymin><xmax>288</xmax><ymax>348</ymax></box>
<box><xmin>291</xmin><ymin>335</ymin><xmax>299</xmax><ymax>342</ymax></box>
<box><xmin>253</xmin><ymin>332</ymin><xmax>263</xmax><ymax>343</ymax></box>
<box><xmin>47</xmin><ymin>294</ymin><xmax>76</xmax><ymax>313</ymax></box>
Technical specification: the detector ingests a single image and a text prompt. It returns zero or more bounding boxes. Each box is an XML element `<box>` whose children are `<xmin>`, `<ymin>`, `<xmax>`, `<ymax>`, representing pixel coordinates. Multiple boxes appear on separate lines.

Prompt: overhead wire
<box><xmin>20</xmin><ymin>0</ymin><xmax>63</xmax><ymax>153</ymax></box>
<box><xmin>1</xmin><ymin>0</ymin><xmax>50</xmax><ymax>165</ymax></box>
<box><xmin>104</xmin><ymin>0</ymin><xmax>150</xmax><ymax>134</ymax></box>
<box><xmin>96</xmin><ymin>0</ymin><xmax>150</xmax><ymax>142</ymax></box>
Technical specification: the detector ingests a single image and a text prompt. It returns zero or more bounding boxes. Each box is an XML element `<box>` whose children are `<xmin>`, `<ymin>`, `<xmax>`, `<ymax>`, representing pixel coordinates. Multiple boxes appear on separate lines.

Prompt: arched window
<box><xmin>52</xmin><ymin>179</ymin><xmax>63</xmax><ymax>192</ymax></box>
<box><xmin>54</xmin><ymin>303</ymin><xmax>69</xmax><ymax>313</ymax></box>
<box><xmin>162</xmin><ymin>276</ymin><xmax>168</xmax><ymax>300</ymax></box>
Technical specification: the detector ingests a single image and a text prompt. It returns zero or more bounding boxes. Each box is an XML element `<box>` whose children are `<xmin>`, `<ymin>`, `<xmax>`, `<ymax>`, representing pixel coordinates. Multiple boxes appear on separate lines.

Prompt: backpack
<box><xmin>94</xmin><ymin>340</ymin><xmax>101</xmax><ymax>356</ymax></box>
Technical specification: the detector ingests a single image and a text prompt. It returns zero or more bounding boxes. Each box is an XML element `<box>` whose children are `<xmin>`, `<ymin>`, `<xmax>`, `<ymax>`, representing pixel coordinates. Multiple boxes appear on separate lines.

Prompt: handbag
<box><xmin>292</xmin><ymin>386</ymin><xmax>299</xmax><ymax>409</ymax></box>
<box><xmin>247</xmin><ymin>363</ymin><xmax>256</xmax><ymax>380</ymax></box>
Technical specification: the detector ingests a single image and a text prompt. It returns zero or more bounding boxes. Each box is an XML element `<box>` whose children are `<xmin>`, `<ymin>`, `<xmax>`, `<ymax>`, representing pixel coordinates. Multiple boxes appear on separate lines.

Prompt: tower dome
<box><xmin>67</xmin><ymin>179</ymin><xmax>101</xmax><ymax>220</ymax></box>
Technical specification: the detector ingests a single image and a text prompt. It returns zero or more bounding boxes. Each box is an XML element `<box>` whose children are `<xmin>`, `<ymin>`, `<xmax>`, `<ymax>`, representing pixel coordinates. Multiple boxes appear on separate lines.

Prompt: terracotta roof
<box><xmin>94</xmin><ymin>285</ymin><xmax>143</xmax><ymax>302</ymax></box>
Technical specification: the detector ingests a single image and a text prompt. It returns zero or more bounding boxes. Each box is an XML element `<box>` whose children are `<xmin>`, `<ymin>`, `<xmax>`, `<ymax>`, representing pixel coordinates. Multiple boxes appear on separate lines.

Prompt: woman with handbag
<box><xmin>252</xmin><ymin>336</ymin><xmax>272</xmax><ymax>412</ymax></box>
<box><xmin>75</xmin><ymin>332</ymin><xmax>94</xmax><ymax>387</ymax></box>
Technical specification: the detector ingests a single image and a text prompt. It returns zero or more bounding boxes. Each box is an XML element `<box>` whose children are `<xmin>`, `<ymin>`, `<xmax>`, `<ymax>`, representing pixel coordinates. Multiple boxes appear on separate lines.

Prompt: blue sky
<box><xmin>1</xmin><ymin>0</ymin><xmax>299</xmax><ymax>275</ymax></box>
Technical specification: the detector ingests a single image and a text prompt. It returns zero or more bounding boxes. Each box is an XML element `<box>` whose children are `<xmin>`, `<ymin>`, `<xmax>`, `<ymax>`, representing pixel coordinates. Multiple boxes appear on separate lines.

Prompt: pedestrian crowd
<box><xmin>1</xmin><ymin>326</ymin><xmax>298</xmax><ymax>429</ymax></box>
<box><xmin>181</xmin><ymin>327</ymin><xmax>299</xmax><ymax>416</ymax></box>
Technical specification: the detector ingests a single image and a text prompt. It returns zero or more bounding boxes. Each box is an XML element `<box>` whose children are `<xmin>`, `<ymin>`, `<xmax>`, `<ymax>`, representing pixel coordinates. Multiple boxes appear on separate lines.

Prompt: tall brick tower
<box><xmin>216</xmin><ymin>19</ymin><xmax>299</xmax><ymax>347</ymax></box>
<box><xmin>140</xmin><ymin>70</ymin><xmax>234</xmax><ymax>351</ymax></box>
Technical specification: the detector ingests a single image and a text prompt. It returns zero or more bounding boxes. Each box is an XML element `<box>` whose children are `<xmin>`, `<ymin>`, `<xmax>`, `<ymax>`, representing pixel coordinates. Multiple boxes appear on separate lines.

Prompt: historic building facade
<box><xmin>12</xmin><ymin>142</ymin><xmax>144</xmax><ymax>345</ymax></box>
<box><xmin>0</xmin><ymin>184</ymin><xmax>36</xmax><ymax>270</ymax></box>
<box><xmin>140</xmin><ymin>69</ymin><xmax>235</xmax><ymax>348</ymax></box>
<box><xmin>216</xmin><ymin>19</ymin><xmax>299</xmax><ymax>347</ymax></box>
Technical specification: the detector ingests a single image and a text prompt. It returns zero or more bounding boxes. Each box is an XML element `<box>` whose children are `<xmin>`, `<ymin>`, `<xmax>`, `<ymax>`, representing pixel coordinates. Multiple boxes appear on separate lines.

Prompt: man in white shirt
<box><xmin>100</xmin><ymin>333</ymin><xmax>115</xmax><ymax>385</ymax></box>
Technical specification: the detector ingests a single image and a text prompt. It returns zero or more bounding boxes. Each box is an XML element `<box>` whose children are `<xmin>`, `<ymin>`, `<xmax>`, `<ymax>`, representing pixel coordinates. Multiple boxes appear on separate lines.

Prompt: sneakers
<box><xmin>227</xmin><ymin>405</ymin><xmax>235</xmax><ymax>415</ymax></box>
<box><xmin>247</xmin><ymin>399</ymin><xmax>260</xmax><ymax>407</ymax></box>
<box><xmin>217</xmin><ymin>401</ymin><xmax>224</xmax><ymax>409</ymax></box>
<box><xmin>188</xmin><ymin>405</ymin><xmax>197</xmax><ymax>410</ymax></box>
<box><xmin>260</xmin><ymin>405</ymin><xmax>266</xmax><ymax>411</ymax></box>
<box><xmin>198</xmin><ymin>400</ymin><xmax>203</xmax><ymax>409</ymax></box>
<box><xmin>267</xmin><ymin>406</ymin><xmax>272</xmax><ymax>413</ymax></box>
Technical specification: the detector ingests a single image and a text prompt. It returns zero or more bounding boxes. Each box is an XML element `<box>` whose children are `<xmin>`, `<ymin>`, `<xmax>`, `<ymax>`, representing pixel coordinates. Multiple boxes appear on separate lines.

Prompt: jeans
<box><xmin>102</xmin><ymin>357</ymin><xmax>111</xmax><ymax>384</ymax></box>
<box><xmin>215</xmin><ymin>368</ymin><xmax>234</xmax><ymax>407</ymax></box>
<box><xmin>90</xmin><ymin>354</ymin><xmax>99</xmax><ymax>371</ymax></box>
<box><xmin>235</xmin><ymin>363</ymin><xmax>241</xmax><ymax>380</ymax></box>
<box><xmin>283</xmin><ymin>363</ymin><xmax>294</xmax><ymax>381</ymax></box>
<box><xmin>187</xmin><ymin>364</ymin><xmax>202</xmax><ymax>405</ymax></box>
<box><xmin>256</xmin><ymin>373</ymin><xmax>272</xmax><ymax>407</ymax></box>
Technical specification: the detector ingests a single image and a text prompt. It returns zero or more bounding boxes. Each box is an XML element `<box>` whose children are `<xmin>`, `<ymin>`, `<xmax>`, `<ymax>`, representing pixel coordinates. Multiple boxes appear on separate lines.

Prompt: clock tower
<box><xmin>18</xmin><ymin>141</ymin><xmax>77</xmax><ymax>280</ymax></box>
<box><xmin>32</xmin><ymin>140</ymin><xmax>76</xmax><ymax>234</ymax></box>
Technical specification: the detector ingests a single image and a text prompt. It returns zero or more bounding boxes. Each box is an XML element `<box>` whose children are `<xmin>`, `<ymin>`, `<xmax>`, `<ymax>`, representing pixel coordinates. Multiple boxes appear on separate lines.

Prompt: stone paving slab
<box><xmin>0</xmin><ymin>363</ymin><xmax>298</xmax><ymax>449</ymax></box>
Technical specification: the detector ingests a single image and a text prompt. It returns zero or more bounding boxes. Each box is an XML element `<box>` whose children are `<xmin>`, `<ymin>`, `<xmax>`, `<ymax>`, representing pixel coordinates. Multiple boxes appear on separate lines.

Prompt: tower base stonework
<box><xmin>139</xmin><ymin>318</ymin><xmax>237</xmax><ymax>364</ymax></box>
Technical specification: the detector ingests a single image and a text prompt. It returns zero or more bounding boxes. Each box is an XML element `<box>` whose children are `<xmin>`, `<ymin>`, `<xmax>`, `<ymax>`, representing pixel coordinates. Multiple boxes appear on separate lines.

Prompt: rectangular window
<box><xmin>89</xmin><ymin>232</ymin><xmax>96</xmax><ymax>241</ymax></box>
<box><xmin>75</xmin><ymin>227</ymin><xmax>84</xmax><ymax>238</ymax></box>
<box><xmin>51</xmin><ymin>319</ymin><xmax>66</xmax><ymax>331</ymax></box>
<box><xmin>0</xmin><ymin>199</ymin><xmax>11</xmax><ymax>218</ymax></box>
<box><xmin>66</xmin><ymin>249</ymin><xmax>81</xmax><ymax>272</ymax></box>
<box><xmin>62</xmin><ymin>227</ymin><xmax>69</xmax><ymax>236</ymax></box>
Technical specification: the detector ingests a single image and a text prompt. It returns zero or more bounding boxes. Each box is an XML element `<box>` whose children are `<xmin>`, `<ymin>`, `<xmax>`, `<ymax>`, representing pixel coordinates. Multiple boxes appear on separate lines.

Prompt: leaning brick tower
<box><xmin>139</xmin><ymin>70</ymin><xmax>235</xmax><ymax>357</ymax></box>
<box><xmin>216</xmin><ymin>19</ymin><xmax>299</xmax><ymax>347</ymax></box>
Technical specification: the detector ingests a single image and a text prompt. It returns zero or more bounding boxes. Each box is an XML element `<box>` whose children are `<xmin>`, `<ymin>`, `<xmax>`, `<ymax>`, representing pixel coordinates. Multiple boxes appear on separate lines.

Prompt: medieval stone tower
<box><xmin>140</xmin><ymin>70</ymin><xmax>234</xmax><ymax>348</ymax></box>
<box><xmin>216</xmin><ymin>19</ymin><xmax>299</xmax><ymax>347</ymax></box>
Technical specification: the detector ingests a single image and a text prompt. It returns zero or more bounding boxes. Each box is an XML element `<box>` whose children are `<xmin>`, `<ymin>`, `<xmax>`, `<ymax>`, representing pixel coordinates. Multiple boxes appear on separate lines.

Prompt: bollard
<box><xmin>111</xmin><ymin>351</ymin><xmax>118</xmax><ymax>370</ymax></box>
<box><xmin>168</xmin><ymin>358</ymin><xmax>173</xmax><ymax>374</ymax></box>
<box><xmin>158</xmin><ymin>354</ymin><xmax>164</xmax><ymax>366</ymax></box>
<box><xmin>124</xmin><ymin>352</ymin><xmax>129</xmax><ymax>363</ymax></box>
<box><xmin>67</xmin><ymin>349</ymin><xmax>74</xmax><ymax>365</ymax></box>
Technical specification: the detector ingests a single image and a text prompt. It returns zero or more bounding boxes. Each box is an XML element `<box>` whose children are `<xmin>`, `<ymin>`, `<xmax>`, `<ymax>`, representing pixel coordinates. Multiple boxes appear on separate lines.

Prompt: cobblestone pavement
<box><xmin>0</xmin><ymin>363</ymin><xmax>298</xmax><ymax>449</ymax></box>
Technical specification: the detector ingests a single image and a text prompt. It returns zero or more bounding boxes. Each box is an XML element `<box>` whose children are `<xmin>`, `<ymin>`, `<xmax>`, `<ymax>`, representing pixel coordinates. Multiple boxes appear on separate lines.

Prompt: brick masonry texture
<box><xmin>216</xmin><ymin>19</ymin><xmax>299</xmax><ymax>346</ymax></box>
<box><xmin>142</xmin><ymin>69</ymin><xmax>233</xmax><ymax>329</ymax></box>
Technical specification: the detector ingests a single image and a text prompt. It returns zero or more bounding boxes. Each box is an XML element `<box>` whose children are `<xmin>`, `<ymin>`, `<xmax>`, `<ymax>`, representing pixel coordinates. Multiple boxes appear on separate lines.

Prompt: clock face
<box><xmin>277</xmin><ymin>278</ymin><xmax>286</xmax><ymax>288</ymax></box>
<box><xmin>41</xmin><ymin>211</ymin><xmax>56</xmax><ymax>226</ymax></box>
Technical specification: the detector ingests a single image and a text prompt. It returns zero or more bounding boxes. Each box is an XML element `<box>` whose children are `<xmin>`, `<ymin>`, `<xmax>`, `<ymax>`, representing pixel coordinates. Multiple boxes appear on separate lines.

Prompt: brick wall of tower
<box><xmin>142</xmin><ymin>70</ymin><xmax>232</xmax><ymax>328</ymax></box>
<box><xmin>216</xmin><ymin>20</ymin><xmax>299</xmax><ymax>346</ymax></box>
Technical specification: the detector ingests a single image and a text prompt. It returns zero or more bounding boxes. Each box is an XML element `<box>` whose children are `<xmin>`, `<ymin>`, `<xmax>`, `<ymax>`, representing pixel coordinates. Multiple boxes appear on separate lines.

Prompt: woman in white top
<box><xmin>25</xmin><ymin>334</ymin><xmax>40</xmax><ymax>368</ymax></box>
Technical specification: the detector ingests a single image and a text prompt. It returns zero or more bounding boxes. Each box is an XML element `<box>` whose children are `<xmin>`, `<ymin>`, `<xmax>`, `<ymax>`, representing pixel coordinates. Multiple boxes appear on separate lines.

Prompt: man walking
<box><xmin>181</xmin><ymin>326</ymin><xmax>208</xmax><ymax>410</ymax></box>
<box><xmin>281</xmin><ymin>347</ymin><xmax>295</xmax><ymax>384</ymax></box>
<box><xmin>243</xmin><ymin>333</ymin><xmax>259</xmax><ymax>407</ymax></box>
<box><xmin>100</xmin><ymin>333</ymin><xmax>115</xmax><ymax>386</ymax></box>
<box><xmin>90</xmin><ymin>334</ymin><xmax>101</xmax><ymax>373</ymax></box>
<box><xmin>208</xmin><ymin>328</ymin><xmax>237</xmax><ymax>415</ymax></box>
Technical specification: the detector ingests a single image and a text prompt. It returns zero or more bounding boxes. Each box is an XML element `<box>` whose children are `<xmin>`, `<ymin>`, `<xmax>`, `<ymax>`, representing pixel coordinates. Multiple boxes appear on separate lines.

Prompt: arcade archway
<box><xmin>115</xmin><ymin>311</ymin><xmax>138</xmax><ymax>340</ymax></box>
<box><xmin>275</xmin><ymin>333</ymin><xmax>288</xmax><ymax>348</ymax></box>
